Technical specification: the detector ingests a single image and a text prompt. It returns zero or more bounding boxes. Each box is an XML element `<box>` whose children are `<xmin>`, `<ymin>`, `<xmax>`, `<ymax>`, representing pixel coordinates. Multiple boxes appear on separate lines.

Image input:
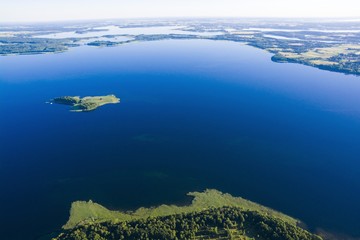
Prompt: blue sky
<box><xmin>1</xmin><ymin>0</ymin><xmax>360</xmax><ymax>22</ymax></box>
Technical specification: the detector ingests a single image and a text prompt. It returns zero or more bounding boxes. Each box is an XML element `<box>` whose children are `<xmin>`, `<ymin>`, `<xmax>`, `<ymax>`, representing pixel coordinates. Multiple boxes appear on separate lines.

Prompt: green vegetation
<box><xmin>55</xmin><ymin>206</ymin><xmax>321</xmax><ymax>240</ymax></box>
<box><xmin>63</xmin><ymin>189</ymin><xmax>298</xmax><ymax>229</ymax></box>
<box><xmin>0</xmin><ymin>37</ymin><xmax>77</xmax><ymax>55</ymax></box>
<box><xmin>270</xmin><ymin>44</ymin><xmax>360</xmax><ymax>75</ymax></box>
<box><xmin>52</xmin><ymin>96</ymin><xmax>81</xmax><ymax>105</ymax></box>
<box><xmin>87</xmin><ymin>40</ymin><xmax>132</xmax><ymax>47</ymax></box>
<box><xmin>51</xmin><ymin>95</ymin><xmax>120</xmax><ymax>112</ymax></box>
<box><xmin>87</xmin><ymin>41</ymin><xmax>119</xmax><ymax>47</ymax></box>
<box><xmin>54</xmin><ymin>190</ymin><xmax>323</xmax><ymax>239</ymax></box>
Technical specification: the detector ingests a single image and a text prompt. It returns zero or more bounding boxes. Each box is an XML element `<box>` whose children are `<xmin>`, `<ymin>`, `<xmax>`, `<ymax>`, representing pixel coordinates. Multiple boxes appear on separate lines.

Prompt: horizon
<box><xmin>1</xmin><ymin>0</ymin><xmax>360</xmax><ymax>23</ymax></box>
<box><xmin>2</xmin><ymin>16</ymin><xmax>360</xmax><ymax>25</ymax></box>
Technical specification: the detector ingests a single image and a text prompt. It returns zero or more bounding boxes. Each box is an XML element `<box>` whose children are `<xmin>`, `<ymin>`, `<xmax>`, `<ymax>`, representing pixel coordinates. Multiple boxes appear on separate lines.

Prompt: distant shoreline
<box><xmin>1</xmin><ymin>20</ymin><xmax>359</xmax><ymax>76</ymax></box>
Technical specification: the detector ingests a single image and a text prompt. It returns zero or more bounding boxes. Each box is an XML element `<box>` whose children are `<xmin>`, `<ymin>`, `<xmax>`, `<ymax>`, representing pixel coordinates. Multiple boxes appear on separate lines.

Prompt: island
<box><xmin>51</xmin><ymin>94</ymin><xmax>120</xmax><ymax>112</ymax></box>
<box><xmin>53</xmin><ymin>189</ymin><xmax>322</xmax><ymax>240</ymax></box>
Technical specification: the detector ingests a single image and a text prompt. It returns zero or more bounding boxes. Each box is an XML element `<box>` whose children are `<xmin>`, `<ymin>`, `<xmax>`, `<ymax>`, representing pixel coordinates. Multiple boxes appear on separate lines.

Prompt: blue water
<box><xmin>1</xmin><ymin>40</ymin><xmax>360</xmax><ymax>239</ymax></box>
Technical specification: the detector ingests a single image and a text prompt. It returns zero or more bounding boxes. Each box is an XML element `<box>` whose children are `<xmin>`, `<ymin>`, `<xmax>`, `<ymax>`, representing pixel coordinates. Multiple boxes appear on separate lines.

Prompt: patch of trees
<box><xmin>0</xmin><ymin>37</ymin><xmax>74</xmax><ymax>55</ymax></box>
<box><xmin>54</xmin><ymin>206</ymin><xmax>322</xmax><ymax>240</ymax></box>
<box><xmin>52</xmin><ymin>96</ymin><xmax>80</xmax><ymax>105</ymax></box>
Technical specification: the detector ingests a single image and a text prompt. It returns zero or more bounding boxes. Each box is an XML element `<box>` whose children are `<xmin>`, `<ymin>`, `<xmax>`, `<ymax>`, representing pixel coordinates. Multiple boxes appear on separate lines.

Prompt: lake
<box><xmin>1</xmin><ymin>39</ymin><xmax>360</xmax><ymax>239</ymax></box>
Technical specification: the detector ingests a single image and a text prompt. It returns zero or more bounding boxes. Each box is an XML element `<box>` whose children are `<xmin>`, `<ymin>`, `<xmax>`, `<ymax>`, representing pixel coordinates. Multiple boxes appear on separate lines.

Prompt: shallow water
<box><xmin>1</xmin><ymin>40</ymin><xmax>360</xmax><ymax>239</ymax></box>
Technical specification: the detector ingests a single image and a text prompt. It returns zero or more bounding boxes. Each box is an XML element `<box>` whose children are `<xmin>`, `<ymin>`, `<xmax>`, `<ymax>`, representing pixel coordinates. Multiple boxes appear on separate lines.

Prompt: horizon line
<box><xmin>1</xmin><ymin>16</ymin><xmax>360</xmax><ymax>25</ymax></box>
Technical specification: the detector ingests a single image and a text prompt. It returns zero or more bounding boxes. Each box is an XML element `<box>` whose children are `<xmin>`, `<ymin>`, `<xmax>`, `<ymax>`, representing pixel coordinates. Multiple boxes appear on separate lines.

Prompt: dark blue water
<box><xmin>1</xmin><ymin>40</ymin><xmax>360</xmax><ymax>239</ymax></box>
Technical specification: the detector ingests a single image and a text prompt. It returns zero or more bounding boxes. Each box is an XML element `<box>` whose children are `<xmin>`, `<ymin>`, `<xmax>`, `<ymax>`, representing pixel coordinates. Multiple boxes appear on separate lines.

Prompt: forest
<box><xmin>54</xmin><ymin>206</ymin><xmax>322</xmax><ymax>240</ymax></box>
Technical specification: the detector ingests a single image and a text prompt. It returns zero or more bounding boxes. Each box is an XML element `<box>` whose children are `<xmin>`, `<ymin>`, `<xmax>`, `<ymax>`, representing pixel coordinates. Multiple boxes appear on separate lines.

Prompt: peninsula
<box><xmin>54</xmin><ymin>189</ymin><xmax>322</xmax><ymax>240</ymax></box>
<box><xmin>51</xmin><ymin>94</ymin><xmax>120</xmax><ymax>112</ymax></box>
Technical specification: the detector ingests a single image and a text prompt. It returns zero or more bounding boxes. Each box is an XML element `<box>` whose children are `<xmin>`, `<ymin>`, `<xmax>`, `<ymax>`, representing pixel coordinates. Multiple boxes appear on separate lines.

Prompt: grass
<box><xmin>71</xmin><ymin>94</ymin><xmax>120</xmax><ymax>112</ymax></box>
<box><xmin>63</xmin><ymin>189</ymin><xmax>299</xmax><ymax>229</ymax></box>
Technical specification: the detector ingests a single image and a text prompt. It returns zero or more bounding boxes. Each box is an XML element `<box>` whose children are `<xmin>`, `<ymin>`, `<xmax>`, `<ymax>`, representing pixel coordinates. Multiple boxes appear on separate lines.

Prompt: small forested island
<box><xmin>51</xmin><ymin>95</ymin><xmax>120</xmax><ymax>112</ymax></box>
<box><xmin>53</xmin><ymin>189</ymin><xmax>322</xmax><ymax>240</ymax></box>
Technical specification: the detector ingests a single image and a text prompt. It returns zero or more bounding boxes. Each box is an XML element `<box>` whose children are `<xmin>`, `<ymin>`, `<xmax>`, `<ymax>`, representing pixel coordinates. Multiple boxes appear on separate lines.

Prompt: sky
<box><xmin>1</xmin><ymin>0</ymin><xmax>360</xmax><ymax>22</ymax></box>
